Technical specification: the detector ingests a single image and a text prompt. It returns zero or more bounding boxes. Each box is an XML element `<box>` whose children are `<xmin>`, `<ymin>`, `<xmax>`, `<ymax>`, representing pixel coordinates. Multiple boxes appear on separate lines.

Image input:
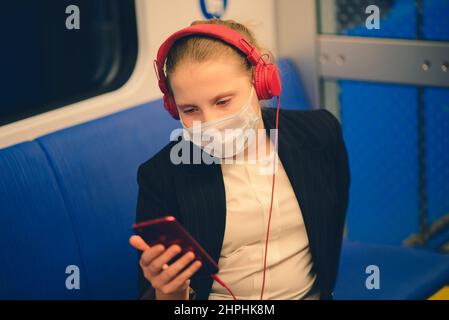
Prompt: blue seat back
<box><xmin>265</xmin><ymin>58</ymin><xmax>310</xmax><ymax>110</ymax></box>
<box><xmin>37</xmin><ymin>99</ymin><xmax>179</xmax><ymax>299</ymax></box>
<box><xmin>0</xmin><ymin>142</ymin><xmax>88</xmax><ymax>299</ymax></box>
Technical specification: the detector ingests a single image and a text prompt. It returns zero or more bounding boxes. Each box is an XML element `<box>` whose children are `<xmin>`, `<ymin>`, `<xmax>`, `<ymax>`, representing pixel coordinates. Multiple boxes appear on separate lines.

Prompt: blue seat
<box><xmin>265</xmin><ymin>58</ymin><xmax>310</xmax><ymax>110</ymax></box>
<box><xmin>0</xmin><ymin>142</ymin><xmax>88</xmax><ymax>299</ymax></box>
<box><xmin>335</xmin><ymin>240</ymin><xmax>449</xmax><ymax>299</ymax></box>
<box><xmin>37</xmin><ymin>99</ymin><xmax>179</xmax><ymax>299</ymax></box>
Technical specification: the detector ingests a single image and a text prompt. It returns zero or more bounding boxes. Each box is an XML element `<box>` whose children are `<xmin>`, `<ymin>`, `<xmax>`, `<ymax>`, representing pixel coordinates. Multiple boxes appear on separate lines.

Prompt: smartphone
<box><xmin>132</xmin><ymin>216</ymin><xmax>219</xmax><ymax>276</ymax></box>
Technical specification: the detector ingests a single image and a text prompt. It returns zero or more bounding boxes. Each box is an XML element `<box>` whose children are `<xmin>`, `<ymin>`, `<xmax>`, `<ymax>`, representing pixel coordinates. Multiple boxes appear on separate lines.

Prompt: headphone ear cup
<box><xmin>164</xmin><ymin>95</ymin><xmax>180</xmax><ymax>119</ymax></box>
<box><xmin>266</xmin><ymin>64</ymin><xmax>282</xmax><ymax>97</ymax></box>
<box><xmin>254</xmin><ymin>63</ymin><xmax>282</xmax><ymax>100</ymax></box>
<box><xmin>254</xmin><ymin>63</ymin><xmax>270</xmax><ymax>100</ymax></box>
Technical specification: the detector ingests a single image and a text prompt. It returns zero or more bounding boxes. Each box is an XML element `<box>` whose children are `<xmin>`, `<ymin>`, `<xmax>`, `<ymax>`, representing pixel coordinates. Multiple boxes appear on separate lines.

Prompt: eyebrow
<box><xmin>177</xmin><ymin>90</ymin><xmax>236</xmax><ymax>108</ymax></box>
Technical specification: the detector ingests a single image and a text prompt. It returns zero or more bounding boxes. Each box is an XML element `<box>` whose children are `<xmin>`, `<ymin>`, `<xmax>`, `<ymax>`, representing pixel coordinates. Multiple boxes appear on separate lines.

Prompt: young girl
<box><xmin>130</xmin><ymin>18</ymin><xmax>350</xmax><ymax>300</ymax></box>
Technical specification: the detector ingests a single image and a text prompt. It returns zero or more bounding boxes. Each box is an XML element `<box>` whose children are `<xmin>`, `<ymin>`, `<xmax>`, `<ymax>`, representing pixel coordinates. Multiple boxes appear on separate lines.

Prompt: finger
<box><xmin>140</xmin><ymin>244</ymin><xmax>165</xmax><ymax>267</ymax></box>
<box><xmin>158</xmin><ymin>251</ymin><xmax>196</xmax><ymax>284</ymax></box>
<box><xmin>149</xmin><ymin>245</ymin><xmax>182</xmax><ymax>275</ymax></box>
<box><xmin>162</xmin><ymin>260</ymin><xmax>202</xmax><ymax>294</ymax></box>
<box><xmin>154</xmin><ymin>264</ymin><xmax>169</xmax><ymax>282</ymax></box>
<box><xmin>129</xmin><ymin>235</ymin><xmax>150</xmax><ymax>251</ymax></box>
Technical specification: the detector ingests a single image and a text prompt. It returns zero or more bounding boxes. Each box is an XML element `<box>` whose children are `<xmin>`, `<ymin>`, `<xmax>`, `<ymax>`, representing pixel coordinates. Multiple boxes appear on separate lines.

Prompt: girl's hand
<box><xmin>129</xmin><ymin>235</ymin><xmax>202</xmax><ymax>300</ymax></box>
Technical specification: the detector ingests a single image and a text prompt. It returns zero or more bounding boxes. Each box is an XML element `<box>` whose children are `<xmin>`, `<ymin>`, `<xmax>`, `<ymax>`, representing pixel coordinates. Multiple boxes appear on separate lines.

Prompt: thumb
<box><xmin>129</xmin><ymin>235</ymin><xmax>150</xmax><ymax>251</ymax></box>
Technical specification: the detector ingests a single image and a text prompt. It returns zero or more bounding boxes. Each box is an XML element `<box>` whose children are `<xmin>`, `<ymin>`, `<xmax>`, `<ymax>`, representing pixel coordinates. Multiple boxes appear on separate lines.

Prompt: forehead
<box><xmin>169</xmin><ymin>58</ymin><xmax>249</xmax><ymax>98</ymax></box>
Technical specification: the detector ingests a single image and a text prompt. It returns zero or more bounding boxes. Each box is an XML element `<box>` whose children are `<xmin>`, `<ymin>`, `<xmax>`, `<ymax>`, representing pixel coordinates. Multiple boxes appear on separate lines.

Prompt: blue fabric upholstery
<box><xmin>0</xmin><ymin>142</ymin><xmax>88</xmax><ymax>299</ymax></box>
<box><xmin>37</xmin><ymin>99</ymin><xmax>179</xmax><ymax>299</ymax></box>
<box><xmin>265</xmin><ymin>58</ymin><xmax>310</xmax><ymax>109</ymax></box>
<box><xmin>334</xmin><ymin>240</ymin><xmax>449</xmax><ymax>300</ymax></box>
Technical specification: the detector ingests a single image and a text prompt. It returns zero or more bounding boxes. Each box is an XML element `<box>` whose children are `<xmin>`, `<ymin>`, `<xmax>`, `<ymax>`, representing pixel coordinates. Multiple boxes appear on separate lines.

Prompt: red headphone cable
<box><xmin>260</xmin><ymin>95</ymin><xmax>280</xmax><ymax>300</ymax></box>
<box><xmin>211</xmin><ymin>274</ymin><xmax>237</xmax><ymax>300</ymax></box>
<box><xmin>211</xmin><ymin>96</ymin><xmax>281</xmax><ymax>301</ymax></box>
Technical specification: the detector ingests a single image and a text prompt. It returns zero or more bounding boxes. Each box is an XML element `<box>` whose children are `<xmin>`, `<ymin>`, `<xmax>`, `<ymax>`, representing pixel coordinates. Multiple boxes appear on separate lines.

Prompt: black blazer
<box><xmin>135</xmin><ymin>107</ymin><xmax>351</xmax><ymax>300</ymax></box>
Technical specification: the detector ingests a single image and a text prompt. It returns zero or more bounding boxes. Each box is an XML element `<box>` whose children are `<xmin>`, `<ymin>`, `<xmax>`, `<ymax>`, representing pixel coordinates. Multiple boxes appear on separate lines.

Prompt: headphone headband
<box><xmin>154</xmin><ymin>23</ymin><xmax>281</xmax><ymax>119</ymax></box>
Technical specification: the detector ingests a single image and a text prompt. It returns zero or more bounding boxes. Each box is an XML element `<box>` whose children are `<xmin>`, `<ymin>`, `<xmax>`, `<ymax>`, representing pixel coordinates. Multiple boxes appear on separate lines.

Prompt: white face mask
<box><xmin>180</xmin><ymin>86</ymin><xmax>260</xmax><ymax>158</ymax></box>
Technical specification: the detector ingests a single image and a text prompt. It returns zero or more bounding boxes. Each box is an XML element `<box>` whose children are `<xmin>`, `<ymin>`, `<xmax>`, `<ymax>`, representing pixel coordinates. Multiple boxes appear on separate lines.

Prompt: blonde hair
<box><xmin>164</xmin><ymin>18</ymin><xmax>273</xmax><ymax>93</ymax></box>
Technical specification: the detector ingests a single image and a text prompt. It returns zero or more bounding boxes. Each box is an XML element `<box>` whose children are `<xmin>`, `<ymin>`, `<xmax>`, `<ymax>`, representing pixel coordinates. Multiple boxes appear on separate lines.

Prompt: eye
<box><xmin>181</xmin><ymin>107</ymin><xmax>196</xmax><ymax>114</ymax></box>
<box><xmin>217</xmin><ymin>99</ymin><xmax>230</xmax><ymax>106</ymax></box>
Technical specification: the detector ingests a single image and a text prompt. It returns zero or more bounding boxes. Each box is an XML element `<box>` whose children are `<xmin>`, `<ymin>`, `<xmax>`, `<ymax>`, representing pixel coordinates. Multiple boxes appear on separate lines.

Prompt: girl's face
<box><xmin>169</xmin><ymin>57</ymin><xmax>262</xmax><ymax>128</ymax></box>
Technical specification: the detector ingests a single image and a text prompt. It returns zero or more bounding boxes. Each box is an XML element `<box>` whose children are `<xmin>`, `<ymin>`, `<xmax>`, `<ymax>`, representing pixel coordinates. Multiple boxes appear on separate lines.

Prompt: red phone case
<box><xmin>133</xmin><ymin>216</ymin><xmax>219</xmax><ymax>276</ymax></box>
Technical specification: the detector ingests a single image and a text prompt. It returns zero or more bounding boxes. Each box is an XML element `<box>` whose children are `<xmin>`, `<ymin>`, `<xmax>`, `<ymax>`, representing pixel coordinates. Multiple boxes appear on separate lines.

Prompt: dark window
<box><xmin>0</xmin><ymin>0</ymin><xmax>138</xmax><ymax>126</ymax></box>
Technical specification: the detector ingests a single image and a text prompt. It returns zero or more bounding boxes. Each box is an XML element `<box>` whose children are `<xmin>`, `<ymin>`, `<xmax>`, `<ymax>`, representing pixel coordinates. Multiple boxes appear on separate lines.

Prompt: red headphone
<box><xmin>153</xmin><ymin>23</ymin><xmax>282</xmax><ymax>119</ymax></box>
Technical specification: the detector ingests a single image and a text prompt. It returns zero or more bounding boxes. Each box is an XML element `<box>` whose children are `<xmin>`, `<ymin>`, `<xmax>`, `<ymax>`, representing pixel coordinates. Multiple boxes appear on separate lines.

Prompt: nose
<box><xmin>201</xmin><ymin>108</ymin><xmax>217</xmax><ymax>123</ymax></box>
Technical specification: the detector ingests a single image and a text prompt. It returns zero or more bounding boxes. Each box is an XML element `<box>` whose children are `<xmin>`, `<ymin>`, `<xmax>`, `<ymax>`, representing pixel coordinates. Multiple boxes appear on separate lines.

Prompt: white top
<box><xmin>208</xmin><ymin>148</ymin><xmax>318</xmax><ymax>300</ymax></box>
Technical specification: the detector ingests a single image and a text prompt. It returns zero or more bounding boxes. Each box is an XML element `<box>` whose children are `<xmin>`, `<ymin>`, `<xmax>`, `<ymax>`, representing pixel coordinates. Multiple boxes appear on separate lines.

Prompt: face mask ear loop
<box><xmin>249</xmin><ymin>85</ymin><xmax>255</xmax><ymax>104</ymax></box>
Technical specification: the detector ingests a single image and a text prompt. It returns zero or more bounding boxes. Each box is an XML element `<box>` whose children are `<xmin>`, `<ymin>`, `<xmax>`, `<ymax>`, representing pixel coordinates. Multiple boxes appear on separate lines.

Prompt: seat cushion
<box><xmin>334</xmin><ymin>240</ymin><xmax>449</xmax><ymax>299</ymax></box>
